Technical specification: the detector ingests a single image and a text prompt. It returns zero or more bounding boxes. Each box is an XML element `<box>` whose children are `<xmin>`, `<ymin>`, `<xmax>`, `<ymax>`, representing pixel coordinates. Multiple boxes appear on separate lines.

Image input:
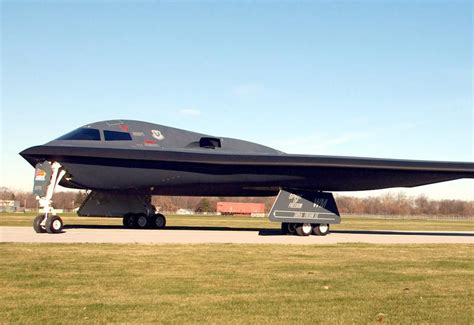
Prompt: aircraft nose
<box><xmin>19</xmin><ymin>146</ymin><xmax>49</xmax><ymax>166</ymax></box>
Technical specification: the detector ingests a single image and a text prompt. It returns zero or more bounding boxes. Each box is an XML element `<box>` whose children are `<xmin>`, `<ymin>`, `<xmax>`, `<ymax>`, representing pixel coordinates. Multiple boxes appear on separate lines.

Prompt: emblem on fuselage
<box><xmin>151</xmin><ymin>130</ymin><xmax>164</xmax><ymax>141</ymax></box>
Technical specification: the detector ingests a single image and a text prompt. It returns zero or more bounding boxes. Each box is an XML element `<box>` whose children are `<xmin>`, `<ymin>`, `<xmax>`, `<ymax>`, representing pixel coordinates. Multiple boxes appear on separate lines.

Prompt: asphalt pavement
<box><xmin>1</xmin><ymin>226</ymin><xmax>473</xmax><ymax>245</ymax></box>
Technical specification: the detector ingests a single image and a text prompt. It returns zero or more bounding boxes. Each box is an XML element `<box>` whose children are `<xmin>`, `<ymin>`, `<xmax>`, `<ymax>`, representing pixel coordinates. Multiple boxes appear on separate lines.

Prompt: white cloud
<box><xmin>179</xmin><ymin>109</ymin><xmax>201</xmax><ymax>117</ymax></box>
<box><xmin>232</xmin><ymin>82</ymin><xmax>265</xmax><ymax>96</ymax></box>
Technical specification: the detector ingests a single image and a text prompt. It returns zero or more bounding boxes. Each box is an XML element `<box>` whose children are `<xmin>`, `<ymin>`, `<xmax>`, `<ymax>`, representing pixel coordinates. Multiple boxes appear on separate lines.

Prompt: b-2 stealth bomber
<box><xmin>20</xmin><ymin>120</ymin><xmax>474</xmax><ymax>236</ymax></box>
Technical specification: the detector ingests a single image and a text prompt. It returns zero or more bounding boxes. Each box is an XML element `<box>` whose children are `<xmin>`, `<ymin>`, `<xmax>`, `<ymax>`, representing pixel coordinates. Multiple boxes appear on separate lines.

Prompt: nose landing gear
<box><xmin>32</xmin><ymin>162</ymin><xmax>66</xmax><ymax>234</ymax></box>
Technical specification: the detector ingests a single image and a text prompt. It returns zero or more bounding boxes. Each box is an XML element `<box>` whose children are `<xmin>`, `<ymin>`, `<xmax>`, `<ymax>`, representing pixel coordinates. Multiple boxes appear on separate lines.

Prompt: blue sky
<box><xmin>1</xmin><ymin>1</ymin><xmax>473</xmax><ymax>199</ymax></box>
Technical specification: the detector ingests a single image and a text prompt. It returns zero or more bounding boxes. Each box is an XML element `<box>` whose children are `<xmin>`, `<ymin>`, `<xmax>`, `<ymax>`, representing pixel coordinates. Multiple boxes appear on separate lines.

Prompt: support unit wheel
<box><xmin>312</xmin><ymin>224</ymin><xmax>330</xmax><ymax>236</ymax></box>
<box><xmin>153</xmin><ymin>214</ymin><xmax>166</xmax><ymax>229</ymax></box>
<box><xmin>33</xmin><ymin>215</ymin><xmax>47</xmax><ymax>233</ymax></box>
<box><xmin>45</xmin><ymin>215</ymin><xmax>63</xmax><ymax>234</ymax></box>
<box><xmin>282</xmin><ymin>222</ymin><xmax>297</xmax><ymax>235</ymax></box>
<box><xmin>287</xmin><ymin>223</ymin><xmax>297</xmax><ymax>235</ymax></box>
<box><xmin>295</xmin><ymin>223</ymin><xmax>313</xmax><ymax>236</ymax></box>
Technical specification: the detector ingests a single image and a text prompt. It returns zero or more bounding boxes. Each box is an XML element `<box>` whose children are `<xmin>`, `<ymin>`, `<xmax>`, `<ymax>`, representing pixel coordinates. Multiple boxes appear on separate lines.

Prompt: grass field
<box><xmin>1</xmin><ymin>212</ymin><xmax>473</xmax><ymax>232</ymax></box>
<box><xmin>0</xmin><ymin>243</ymin><xmax>472</xmax><ymax>324</ymax></box>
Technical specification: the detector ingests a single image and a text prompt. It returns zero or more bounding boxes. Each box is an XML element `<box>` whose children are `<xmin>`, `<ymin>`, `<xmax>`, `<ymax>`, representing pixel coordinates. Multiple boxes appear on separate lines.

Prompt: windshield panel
<box><xmin>57</xmin><ymin>128</ymin><xmax>101</xmax><ymax>141</ymax></box>
<box><xmin>104</xmin><ymin>130</ymin><xmax>132</xmax><ymax>141</ymax></box>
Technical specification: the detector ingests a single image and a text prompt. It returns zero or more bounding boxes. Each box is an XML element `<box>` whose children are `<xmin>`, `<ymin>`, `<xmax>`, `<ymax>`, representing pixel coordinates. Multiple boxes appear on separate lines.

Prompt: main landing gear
<box><xmin>123</xmin><ymin>213</ymin><xmax>167</xmax><ymax>229</ymax></box>
<box><xmin>78</xmin><ymin>191</ymin><xmax>167</xmax><ymax>230</ymax></box>
<box><xmin>281</xmin><ymin>223</ymin><xmax>330</xmax><ymax>236</ymax></box>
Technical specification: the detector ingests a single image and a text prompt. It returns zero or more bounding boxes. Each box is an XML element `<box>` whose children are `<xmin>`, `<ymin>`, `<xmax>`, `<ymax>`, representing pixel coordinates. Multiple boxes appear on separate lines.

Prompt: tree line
<box><xmin>0</xmin><ymin>189</ymin><xmax>88</xmax><ymax>211</ymax></box>
<box><xmin>336</xmin><ymin>193</ymin><xmax>474</xmax><ymax>217</ymax></box>
<box><xmin>1</xmin><ymin>188</ymin><xmax>473</xmax><ymax>216</ymax></box>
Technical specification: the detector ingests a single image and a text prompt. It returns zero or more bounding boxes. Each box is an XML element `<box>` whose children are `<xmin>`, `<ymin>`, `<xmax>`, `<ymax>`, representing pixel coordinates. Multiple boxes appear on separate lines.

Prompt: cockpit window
<box><xmin>57</xmin><ymin>128</ymin><xmax>101</xmax><ymax>141</ymax></box>
<box><xmin>104</xmin><ymin>130</ymin><xmax>132</xmax><ymax>141</ymax></box>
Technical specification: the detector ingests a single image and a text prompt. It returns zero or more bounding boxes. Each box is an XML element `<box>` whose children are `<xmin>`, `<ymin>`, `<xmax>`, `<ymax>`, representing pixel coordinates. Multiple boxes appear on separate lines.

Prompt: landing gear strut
<box><xmin>33</xmin><ymin>162</ymin><xmax>66</xmax><ymax>234</ymax></box>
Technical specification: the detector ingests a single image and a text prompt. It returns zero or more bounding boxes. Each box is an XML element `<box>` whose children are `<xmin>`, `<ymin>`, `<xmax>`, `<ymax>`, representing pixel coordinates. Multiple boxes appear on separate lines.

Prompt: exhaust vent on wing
<box><xmin>199</xmin><ymin>137</ymin><xmax>222</xmax><ymax>149</ymax></box>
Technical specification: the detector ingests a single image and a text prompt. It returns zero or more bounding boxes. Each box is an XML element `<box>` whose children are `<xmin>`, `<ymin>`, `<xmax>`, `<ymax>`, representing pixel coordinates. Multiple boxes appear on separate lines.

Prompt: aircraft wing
<box><xmin>263</xmin><ymin>153</ymin><xmax>474</xmax><ymax>191</ymax></box>
<box><xmin>20</xmin><ymin>145</ymin><xmax>474</xmax><ymax>193</ymax></box>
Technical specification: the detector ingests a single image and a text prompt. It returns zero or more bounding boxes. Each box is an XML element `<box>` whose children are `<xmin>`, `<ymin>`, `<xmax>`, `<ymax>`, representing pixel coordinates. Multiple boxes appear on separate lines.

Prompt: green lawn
<box><xmin>1</xmin><ymin>212</ymin><xmax>473</xmax><ymax>231</ymax></box>
<box><xmin>0</xmin><ymin>243</ymin><xmax>472</xmax><ymax>324</ymax></box>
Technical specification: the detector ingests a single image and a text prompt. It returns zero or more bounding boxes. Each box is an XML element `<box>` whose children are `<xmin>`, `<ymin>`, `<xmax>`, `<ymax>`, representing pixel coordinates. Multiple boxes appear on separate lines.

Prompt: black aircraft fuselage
<box><xmin>20</xmin><ymin>120</ymin><xmax>474</xmax><ymax>197</ymax></box>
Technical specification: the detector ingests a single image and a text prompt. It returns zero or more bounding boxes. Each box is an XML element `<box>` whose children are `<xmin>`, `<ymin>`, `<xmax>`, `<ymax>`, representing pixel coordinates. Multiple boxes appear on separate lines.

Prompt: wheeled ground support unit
<box><xmin>269</xmin><ymin>189</ymin><xmax>341</xmax><ymax>236</ymax></box>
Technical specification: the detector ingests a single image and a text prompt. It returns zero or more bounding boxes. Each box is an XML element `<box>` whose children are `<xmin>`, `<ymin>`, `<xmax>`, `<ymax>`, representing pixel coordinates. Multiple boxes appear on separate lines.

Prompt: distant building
<box><xmin>217</xmin><ymin>202</ymin><xmax>265</xmax><ymax>216</ymax></box>
<box><xmin>0</xmin><ymin>200</ymin><xmax>20</xmax><ymax>213</ymax></box>
<box><xmin>176</xmin><ymin>208</ymin><xmax>194</xmax><ymax>215</ymax></box>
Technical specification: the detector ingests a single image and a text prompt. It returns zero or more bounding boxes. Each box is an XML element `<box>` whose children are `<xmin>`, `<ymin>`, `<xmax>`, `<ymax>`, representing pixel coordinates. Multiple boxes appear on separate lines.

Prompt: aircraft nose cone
<box><xmin>19</xmin><ymin>145</ymin><xmax>50</xmax><ymax>166</ymax></box>
<box><xmin>20</xmin><ymin>145</ymin><xmax>43</xmax><ymax>157</ymax></box>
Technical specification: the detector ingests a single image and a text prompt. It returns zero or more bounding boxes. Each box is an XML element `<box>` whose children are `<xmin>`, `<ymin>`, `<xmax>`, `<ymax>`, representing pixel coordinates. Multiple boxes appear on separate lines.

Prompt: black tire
<box><xmin>123</xmin><ymin>213</ymin><xmax>137</xmax><ymax>229</ymax></box>
<box><xmin>122</xmin><ymin>215</ymin><xmax>129</xmax><ymax>228</ymax></box>
<box><xmin>287</xmin><ymin>223</ymin><xmax>297</xmax><ymax>235</ymax></box>
<box><xmin>154</xmin><ymin>214</ymin><xmax>166</xmax><ymax>229</ymax></box>
<box><xmin>313</xmin><ymin>224</ymin><xmax>330</xmax><ymax>236</ymax></box>
<box><xmin>33</xmin><ymin>215</ymin><xmax>47</xmax><ymax>233</ymax></box>
<box><xmin>136</xmin><ymin>214</ymin><xmax>149</xmax><ymax>229</ymax></box>
<box><xmin>295</xmin><ymin>223</ymin><xmax>312</xmax><ymax>236</ymax></box>
<box><xmin>281</xmin><ymin>223</ymin><xmax>289</xmax><ymax>235</ymax></box>
<box><xmin>147</xmin><ymin>215</ymin><xmax>157</xmax><ymax>229</ymax></box>
<box><xmin>45</xmin><ymin>215</ymin><xmax>63</xmax><ymax>234</ymax></box>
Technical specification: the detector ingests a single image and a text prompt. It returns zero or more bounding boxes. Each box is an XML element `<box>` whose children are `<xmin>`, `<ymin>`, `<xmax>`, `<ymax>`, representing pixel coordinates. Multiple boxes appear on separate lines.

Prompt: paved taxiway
<box><xmin>1</xmin><ymin>226</ymin><xmax>473</xmax><ymax>244</ymax></box>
